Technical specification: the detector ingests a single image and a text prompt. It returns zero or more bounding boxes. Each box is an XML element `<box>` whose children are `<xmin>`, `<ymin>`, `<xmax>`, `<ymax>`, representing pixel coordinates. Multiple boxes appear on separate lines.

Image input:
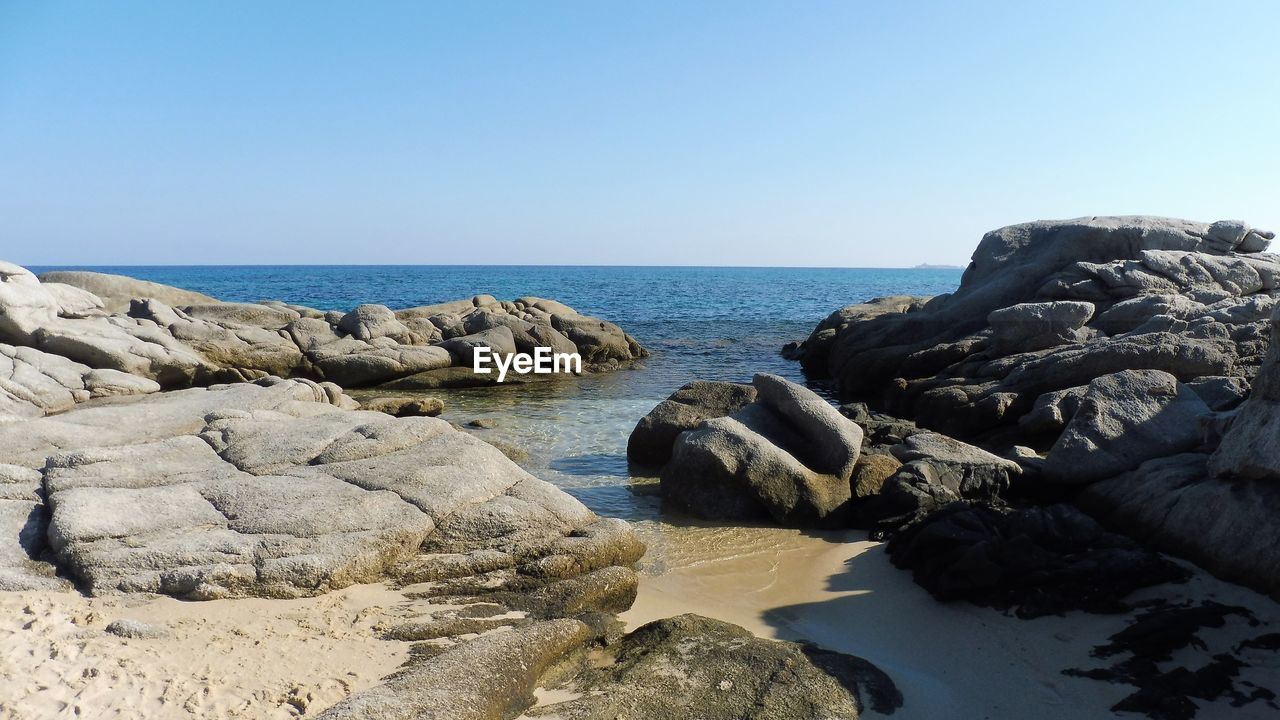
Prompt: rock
<box><xmin>890</xmin><ymin>431</ymin><xmax>1021</xmax><ymax>498</ymax></box>
<box><xmin>548</xmin><ymin>314</ymin><xmax>646</xmax><ymax>366</ymax></box>
<box><xmin>439</xmin><ymin>326</ymin><xmax>517</xmax><ymax>366</ymax></box>
<box><xmin>0</xmin><ymin>463</ymin><xmax>65</xmax><ymax>590</ymax></box>
<box><xmin>661</xmin><ymin>374</ymin><xmax>862</xmax><ymax>525</ymax></box>
<box><xmin>627</xmin><ymin>381</ymin><xmax>758</xmax><ymax>466</ymax></box>
<box><xmin>0</xmin><ymin>261</ymin><xmax>60</xmax><ymax>344</ymax></box>
<box><xmin>1018</xmin><ymin>385</ymin><xmax>1087</xmax><ymax>435</ymax></box>
<box><xmin>1186</xmin><ymin>375</ymin><xmax>1250</xmax><ymax>411</ymax></box>
<box><xmin>38</xmin><ymin>270</ymin><xmax>219</xmax><ymax>314</ymax></box>
<box><xmin>0</xmin><ymin>343</ymin><xmax>160</xmax><ymax>422</ymax></box>
<box><xmin>789</xmin><ymin>217</ymin><xmax>1277</xmax><ymax>442</ymax></box>
<box><xmin>887</xmin><ymin>502</ymin><xmax>1190</xmax><ymax>618</ymax></box>
<box><xmin>1082</xmin><ymin>453</ymin><xmax>1280</xmax><ymax>601</ymax></box>
<box><xmin>43</xmin><ymin>282</ymin><xmax>105</xmax><ymax>318</ymax></box>
<box><xmin>105</xmin><ymin>619</ymin><xmax>168</xmax><ymax>639</ymax></box>
<box><xmin>360</xmin><ymin>396</ymin><xmax>445</xmax><ymax>417</ymax></box>
<box><xmin>318</xmin><ymin>619</ymin><xmax>593</xmax><ymax>720</ymax></box>
<box><xmin>851</xmin><ymin>454</ymin><xmax>901</xmax><ymax>498</ymax></box>
<box><xmin>467</xmin><ymin>418</ymin><xmax>497</xmax><ymax>429</ymax></box>
<box><xmin>987</xmin><ymin>300</ymin><xmax>1095</xmax><ymax>354</ymax></box>
<box><xmin>1043</xmin><ymin>369</ymin><xmax>1210</xmax><ymax>484</ymax></box>
<box><xmin>525</xmin><ymin>614</ymin><xmax>901</xmax><ymax>720</ymax></box>
<box><xmin>0</xmin><ymin>377</ymin><xmax>643</xmax><ymax>602</ymax></box>
<box><xmin>337</xmin><ymin>304</ymin><xmax>415</xmax><ymax>343</ymax></box>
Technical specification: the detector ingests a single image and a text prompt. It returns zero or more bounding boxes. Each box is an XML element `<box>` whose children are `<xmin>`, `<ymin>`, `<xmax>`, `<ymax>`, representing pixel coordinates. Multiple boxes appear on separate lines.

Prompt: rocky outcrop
<box><xmin>0</xmin><ymin>264</ymin><xmax>647</xmax><ymax>397</ymax></box>
<box><xmin>1</xmin><ymin>342</ymin><xmax>160</xmax><ymax>422</ymax></box>
<box><xmin>0</xmin><ymin>377</ymin><xmax>645</xmax><ymax>601</ymax></box>
<box><xmin>658</xmin><ymin>374</ymin><xmax>863</xmax><ymax>525</ymax></box>
<box><xmin>525</xmin><ymin>614</ymin><xmax>902</xmax><ymax>720</ymax></box>
<box><xmin>627</xmin><ymin>380</ymin><xmax>757</xmax><ymax>466</ymax></box>
<box><xmin>789</xmin><ymin>217</ymin><xmax>1277</xmax><ymax>441</ymax></box>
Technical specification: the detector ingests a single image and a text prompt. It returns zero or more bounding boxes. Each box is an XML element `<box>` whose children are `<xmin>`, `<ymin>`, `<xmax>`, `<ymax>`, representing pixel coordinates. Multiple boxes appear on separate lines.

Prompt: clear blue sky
<box><xmin>2</xmin><ymin>1</ymin><xmax>1277</xmax><ymax>266</ymax></box>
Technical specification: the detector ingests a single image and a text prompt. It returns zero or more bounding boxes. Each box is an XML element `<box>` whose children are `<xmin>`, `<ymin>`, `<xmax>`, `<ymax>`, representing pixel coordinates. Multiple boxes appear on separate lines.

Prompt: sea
<box><xmin>29</xmin><ymin>265</ymin><xmax>963</xmax><ymax>524</ymax></box>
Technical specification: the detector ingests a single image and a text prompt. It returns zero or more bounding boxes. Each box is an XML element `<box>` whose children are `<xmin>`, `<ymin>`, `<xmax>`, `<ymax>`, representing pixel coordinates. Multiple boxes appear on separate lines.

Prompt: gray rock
<box><xmin>549</xmin><ymin>314</ymin><xmax>646</xmax><ymax>366</ymax></box>
<box><xmin>627</xmin><ymin>381</ymin><xmax>758</xmax><ymax>466</ymax></box>
<box><xmin>44</xmin><ymin>282</ymin><xmax>106</xmax><ymax>318</ymax></box>
<box><xmin>105</xmin><ymin>619</ymin><xmax>168</xmax><ymax>639</ymax></box>
<box><xmin>318</xmin><ymin>618</ymin><xmax>592</xmax><ymax>720</ymax></box>
<box><xmin>1043</xmin><ymin>369</ymin><xmax>1210</xmax><ymax>484</ymax></box>
<box><xmin>1080</xmin><ymin>453</ymin><xmax>1280</xmax><ymax>601</ymax></box>
<box><xmin>1186</xmin><ymin>376</ymin><xmax>1250</xmax><ymax>411</ymax></box>
<box><xmin>890</xmin><ymin>431</ymin><xmax>1021</xmax><ymax>498</ymax></box>
<box><xmin>338</xmin><ymin>304</ymin><xmax>415</xmax><ymax>343</ymax></box>
<box><xmin>439</xmin><ymin>326</ymin><xmax>518</xmax><ymax>366</ymax></box>
<box><xmin>987</xmin><ymin>300</ymin><xmax>1095</xmax><ymax>354</ymax></box>
<box><xmin>661</xmin><ymin>374</ymin><xmax>862</xmax><ymax>525</ymax></box>
<box><xmin>790</xmin><ymin>217</ymin><xmax>1277</xmax><ymax>440</ymax></box>
<box><xmin>0</xmin><ymin>261</ymin><xmax>60</xmax><ymax>344</ymax></box>
<box><xmin>38</xmin><ymin>270</ymin><xmax>219</xmax><ymax>314</ymax></box>
<box><xmin>526</xmin><ymin>614</ymin><xmax>901</xmax><ymax>720</ymax></box>
<box><xmin>1018</xmin><ymin>385</ymin><xmax>1087</xmax><ymax>435</ymax></box>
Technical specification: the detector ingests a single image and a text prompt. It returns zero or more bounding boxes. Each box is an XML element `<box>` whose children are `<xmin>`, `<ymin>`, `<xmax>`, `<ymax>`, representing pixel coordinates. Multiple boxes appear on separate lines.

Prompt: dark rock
<box><xmin>525</xmin><ymin>614</ymin><xmax>902</xmax><ymax>720</ymax></box>
<box><xmin>627</xmin><ymin>381</ymin><xmax>757</xmax><ymax>466</ymax></box>
<box><xmin>885</xmin><ymin>502</ymin><xmax>1190</xmax><ymax>618</ymax></box>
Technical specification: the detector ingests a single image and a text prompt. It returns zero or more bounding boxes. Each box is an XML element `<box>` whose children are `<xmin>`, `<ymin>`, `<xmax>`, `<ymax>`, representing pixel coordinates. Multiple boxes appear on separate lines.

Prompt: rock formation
<box><xmin>788</xmin><ymin>217</ymin><xmax>1277</xmax><ymax>445</ymax></box>
<box><xmin>0</xmin><ymin>263</ymin><xmax>647</xmax><ymax>403</ymax></box>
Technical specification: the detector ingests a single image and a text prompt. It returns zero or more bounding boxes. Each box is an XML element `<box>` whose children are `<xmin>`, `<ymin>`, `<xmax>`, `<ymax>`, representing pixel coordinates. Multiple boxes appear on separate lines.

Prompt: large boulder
<box><xmin>0</xmin><ymin>261</ymin><xmax>60</xmax><ymax>344</ymax></box>
<box><xmin>525</xmin><ymin>614</ymin><xmax>901</xmax><ymax>720</ymax></box>
<box><xmin>660</xmin><ymin>374</ymin><xmax>863</xmax><ymax>525</ymax></box>
<box><xmin>627</xmin><ymin>380</ymin><xmax>758</xmax><ymax>466</ymax></box>
<box><xmin>986</xmin><ymin>300</ymin><xmax>1095</xmax><ymax>354</ymax></box>
<box><xmin>1043</xmin><ymin>369</ymin><xmax>1210</xmax><ymax>484</ymax></box>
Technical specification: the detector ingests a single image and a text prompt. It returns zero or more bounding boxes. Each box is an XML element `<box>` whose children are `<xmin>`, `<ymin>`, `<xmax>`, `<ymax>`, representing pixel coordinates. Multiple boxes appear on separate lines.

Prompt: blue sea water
<box><xmin>30</xmin><ymin>265</ymin><xmax>962</xmax><ymax>519</ymax></box>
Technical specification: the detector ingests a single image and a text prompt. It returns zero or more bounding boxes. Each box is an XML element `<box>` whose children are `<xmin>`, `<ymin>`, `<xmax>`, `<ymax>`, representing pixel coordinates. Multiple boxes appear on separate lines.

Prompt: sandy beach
<box><xmin>6</xmin><ymin>522</ymin><xmax>1276</xmax><ymax>719</ymax></box>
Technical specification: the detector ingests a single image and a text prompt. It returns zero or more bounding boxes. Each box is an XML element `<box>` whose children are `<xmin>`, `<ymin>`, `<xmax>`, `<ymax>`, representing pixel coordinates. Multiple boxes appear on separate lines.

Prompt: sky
<box><xmin>1</xmin><ymin>1</ymin><xmax>1277</xmax><ymax>267</ymax></box>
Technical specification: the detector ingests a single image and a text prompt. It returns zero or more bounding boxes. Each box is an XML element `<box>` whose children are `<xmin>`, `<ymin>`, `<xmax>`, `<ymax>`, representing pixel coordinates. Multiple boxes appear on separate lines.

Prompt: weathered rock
<box><xmin>790</xmin><ymin>217</ymin><xmax>1277</xmax><ymax>443</ymax></box>
<box><xmin>887</xmin><ymin>502</ymin><xmax>1190</xmax><ymax>618</ymax></box>
<box><xmin>0</xmin><ymin>343</ymin><xmax>160</xmax><ymax>422</ymax></box>
<box><xmin>987</xmin><ymin>300</ymin><xmax>1095</xmax><ymax>354</ymax></box>
<box><xmin>627</xmin><ymin>381</ymin><xmax>757</xmax><ymax>466</ymax></box>
<box><xmin>1185</xmin><ymin>375</ymin><xmax>1250</xmax><ymax>411</ymax></box>
<box><xmin>1043</xmin><ymin>369</ymin><xmax>1210</xmax><ymax>484</ymax></box>
<box><xmin>1080</xmin><ymin>453</ymin><xmax>1280</xmax><ymax>601</ymax></box>
<box><xmin>43</xmin><ymin>282</ymin><xmax>106</xmax><ymax>318</ymax></box>
<box><xmin>360</xmin><ymin>396</ymin><xmax>445</xmax><ymax>417</ymax></box>
<box><xmin>526</xmin><ymin>614</ymin><xmax>901</xmax><ymax>720</ymax></box>
<box><xmin>38</xmin><ymin>270</ymin><xmax>220</xmax><ymax>314</ymax></box>
<box><xmin>890</xmin><ymin>431</ymin><xmax>1021</xmax><ymax>498</ymax></box>
<box><xmin>1018</xmin><ymin>385</ymin><xmax>1087</xmax><ymax>435</ymax></box>
<box><xmin>318</xmin><ymin>619</ymin><xmax>593</xmax><ymax>720</ymax></box>
<box><xmin>338</xmin><ymin>304</ymin><xmax>415</xmax><ymax>343</ymax></box>
<box><xmin>851</xmin><ymin>454</ymin><xmax>901</xmax><ymax>498</ymax></box>
<box><xmin>549</xmin><ymin>314</ymin><xmax>646</xmax><ymax>366</ymax></box>
<box><xmin>661</xmin><ymin>374</ymin><xmax>863</xmax><ymax>525</ymax></box>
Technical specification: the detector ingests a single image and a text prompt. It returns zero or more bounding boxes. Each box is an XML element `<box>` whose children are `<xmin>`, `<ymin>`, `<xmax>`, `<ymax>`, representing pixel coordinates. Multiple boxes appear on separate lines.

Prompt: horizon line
<box><xmin>23</xmin><ymin>262</ymin><xmax>969</xmax><ymax>271</ymax></box>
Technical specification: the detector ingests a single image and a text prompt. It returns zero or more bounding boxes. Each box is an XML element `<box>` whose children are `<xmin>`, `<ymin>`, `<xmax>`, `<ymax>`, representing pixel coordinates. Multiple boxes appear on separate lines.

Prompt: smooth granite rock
<box><xmin>1043</xmin><ymin>369</ymin><xmax>1210</xmax><ymax>484</ymax></box>
<box><xmin>661</xmin><ymin>374</ymin><xmax>863</xmax><ymax>525</ymax></box>
<box><xmin>627</xmin><ymin>380</ymin><xmax>758</xmax><ymax>466</ymax></box>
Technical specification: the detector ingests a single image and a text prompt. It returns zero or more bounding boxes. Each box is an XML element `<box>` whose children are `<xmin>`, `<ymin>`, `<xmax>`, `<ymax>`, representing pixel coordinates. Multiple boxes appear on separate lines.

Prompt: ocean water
<box><xmin>31</xmin><ymin>265</ymin><xmax>962</xmax><ymax>522</ymax></box>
